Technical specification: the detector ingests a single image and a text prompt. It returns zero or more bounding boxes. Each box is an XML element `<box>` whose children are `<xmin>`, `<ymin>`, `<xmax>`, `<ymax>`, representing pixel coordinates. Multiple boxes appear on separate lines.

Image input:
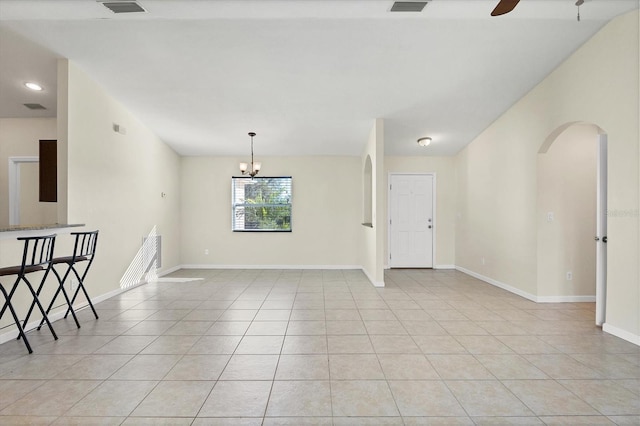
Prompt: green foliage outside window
<box><xmin>232</xmin><ymin>177</ymin><xmax>292</xmax><ymax>231</ymax></box>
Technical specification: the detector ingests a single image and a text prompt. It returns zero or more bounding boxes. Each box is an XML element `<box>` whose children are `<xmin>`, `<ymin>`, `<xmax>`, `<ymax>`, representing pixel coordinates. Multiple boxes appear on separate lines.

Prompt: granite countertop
<box><xmin>0</xmin><ymin>223</ymin><xmax>85</xmax><ymax>233</ymax></box>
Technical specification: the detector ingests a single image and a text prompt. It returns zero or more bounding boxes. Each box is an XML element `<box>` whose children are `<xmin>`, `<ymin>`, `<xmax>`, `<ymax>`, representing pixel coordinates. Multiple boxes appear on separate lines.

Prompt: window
<box><xmin>232</xmin><ymin>177</ymin><xmax>292</xmax><ymax>232</ymax></box>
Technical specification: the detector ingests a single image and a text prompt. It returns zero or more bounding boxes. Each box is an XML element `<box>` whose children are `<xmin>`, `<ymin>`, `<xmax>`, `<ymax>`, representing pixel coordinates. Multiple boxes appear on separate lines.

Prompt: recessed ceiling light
<box><xmin>417</xmin><ymin>137</ymin><xmax>432</xmax><ymax>147</ymax></box>
<box><xmin>24</xmin><ymin>82</ymin><xmax>43</xmax><ymax>91</ymax></box>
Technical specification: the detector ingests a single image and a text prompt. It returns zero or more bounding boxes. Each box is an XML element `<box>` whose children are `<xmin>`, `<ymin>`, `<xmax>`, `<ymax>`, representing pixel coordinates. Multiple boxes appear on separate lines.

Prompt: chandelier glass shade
<box><xmin>240</xmin><ymin>132</ymin><xmax>261</xmax><ymax>177</ymax></box>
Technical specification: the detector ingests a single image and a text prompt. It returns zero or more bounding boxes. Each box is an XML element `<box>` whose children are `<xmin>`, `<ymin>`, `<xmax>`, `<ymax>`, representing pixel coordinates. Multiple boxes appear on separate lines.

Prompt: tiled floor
<box><xmin>0</xmin><ymin>268</ymin><xmax>639</xmax><ymax>425</ymax></box>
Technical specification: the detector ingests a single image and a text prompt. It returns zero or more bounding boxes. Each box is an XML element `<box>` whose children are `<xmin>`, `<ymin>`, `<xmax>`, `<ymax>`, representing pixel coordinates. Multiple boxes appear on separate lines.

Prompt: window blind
<box><xmin>232</xmin><ymin>177</ymin><xmax>292</xmax><ymax>232</ymax></box>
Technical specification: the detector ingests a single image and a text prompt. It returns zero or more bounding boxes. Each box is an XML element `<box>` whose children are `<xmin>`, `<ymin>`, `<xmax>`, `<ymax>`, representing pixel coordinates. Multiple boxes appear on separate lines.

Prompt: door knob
<box><xmin>603</xmin><ymin>236</ymin><xmax>607</xmax><ymax>243</ymax></box>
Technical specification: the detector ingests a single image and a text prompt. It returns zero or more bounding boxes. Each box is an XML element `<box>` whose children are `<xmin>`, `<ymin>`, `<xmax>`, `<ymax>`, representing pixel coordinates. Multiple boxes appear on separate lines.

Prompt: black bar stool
<box><xmin>38</xmin><ymin>231</ymin><xmax>100</xmax><ymax>329</ymax></box>
<box><xmin>0</xmin><ymin>234</ymin><xmax>58</xmax><ymax>354</ymax></box>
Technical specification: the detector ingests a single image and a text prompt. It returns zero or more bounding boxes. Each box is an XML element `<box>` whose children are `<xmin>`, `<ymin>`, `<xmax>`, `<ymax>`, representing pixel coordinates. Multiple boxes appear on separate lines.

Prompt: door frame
<box><xmin>8</xmin><ymin>156</ymin><xmax>39</xmax><ymax>226</ymax></box>
<box><xmin>595</xmin><ymin>134</ymin><xmax>608</xmax><ymax>326</ymax></box>
<box><xmin>387</xmin><ymin>172</ymin><xmax>437</xmax><ymax>268</ymax></box>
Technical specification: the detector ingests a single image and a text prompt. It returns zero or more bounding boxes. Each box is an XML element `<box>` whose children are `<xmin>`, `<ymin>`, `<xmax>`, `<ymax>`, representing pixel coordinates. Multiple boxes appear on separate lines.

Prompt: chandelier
<box><xmin>239</xmin><ymin>132</ymin><xmax>261</xmax><ymax>177</ymax></box>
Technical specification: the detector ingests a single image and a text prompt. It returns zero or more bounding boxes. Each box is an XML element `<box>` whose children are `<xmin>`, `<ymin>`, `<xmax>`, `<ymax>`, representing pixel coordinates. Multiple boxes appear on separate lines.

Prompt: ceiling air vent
<box><xmin>390</xmin><ymin>1</ymin><xmax>428</xmax><ymax>12</ymax></box>
<box><xmin>100</xmin><ymin>1</ymin><xmax>146</xmax><ymax>14</ymax></box>
<box><xmin>24</xmin><ymin>103</ymin><xmax>47</xmax><ymax>110</ymax></box>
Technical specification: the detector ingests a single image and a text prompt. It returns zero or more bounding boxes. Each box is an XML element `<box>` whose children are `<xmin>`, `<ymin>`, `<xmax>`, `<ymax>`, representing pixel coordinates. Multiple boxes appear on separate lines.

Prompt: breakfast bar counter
<box><xmin>0</xmin><ymin>223</ymin><xmax>85</xmax><ymax>240</ymax></box>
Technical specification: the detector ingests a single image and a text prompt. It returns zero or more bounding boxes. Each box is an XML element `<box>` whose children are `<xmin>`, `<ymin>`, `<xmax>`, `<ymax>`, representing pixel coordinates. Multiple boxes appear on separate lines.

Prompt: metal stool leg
<box><xmin>21</xmin><ymin>275</ymin><xmax>57</xmax><ymax>341</ymax></box>
<box><xmin>38</xmin><ymin>265</ymin><xmax>80</xmax><ymax>330</ymax></box>
<box><xmin>22</xmin><ymin>269</ymin><xmax>51</xmax><ymax>332</ymax></box>
<box><xmin>65</xmin><ymin>265</ymin><xmax>99</xmax><ymax>320</ymax></box>
<box><xmin>0</xmin><ymin>278</ymin><xmax>21</xmax><ymax>320</ymax></box>
<box><xmin>0</xmin><ymin>285</ymin><xmax>32</xmax><ymax>353</ymax></box>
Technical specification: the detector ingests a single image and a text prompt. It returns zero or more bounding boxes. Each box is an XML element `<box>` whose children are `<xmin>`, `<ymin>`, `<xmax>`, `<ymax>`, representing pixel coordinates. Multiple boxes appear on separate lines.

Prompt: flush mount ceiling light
<box><xmin>239</xmin><ymin>132</ymin><xmax>262</xmax><ymax>178</ymax></box>
<box><xmin>417</xmin><ymin>137</ymin><xmax>432</xmax><ymax>147</ymax></box>
<box><xmin>24</xmin><ymin>82</ymin><xmax>43</xmax><ymax>91</ymax></box>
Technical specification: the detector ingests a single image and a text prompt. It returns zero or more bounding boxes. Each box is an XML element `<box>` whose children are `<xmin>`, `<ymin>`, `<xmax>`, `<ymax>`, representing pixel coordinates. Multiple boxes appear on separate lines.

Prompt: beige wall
<box><xmin>0</xmin><ymin>117</ymin><xmax>57</xmax><ymax>227</ymax></box>
<box><xmin>359</xmin><ymin>119</ymin><xmax>385</xmax><ymax>286</ymax></box>
<box><xmin>384</xmin><ymin>156</ymin><xmax>456</xmax><ymax>268</ymax></box>
<box><xmin>456</xmin><ymin>11</ymin><xmax>639</xmax><ymax>342</ymax></box>
<box><xmin>63</xmin><ymin>61</ymin><xmax>182</xmax><ymax>293</ymax></box>
<box><xmin>537</xmin><ymin>124</ymin><xmax>598</xmax><ymax>299</ymax></box>
<box><xmin>455</xmin><ymin>128</ymin><xmax>539</xmax><ymax>295</ymax></box>
<box><xmin>56</xmin><ymin>60</ymin><xmax>69</xmax><ymax>225</ymax></box>
<box><xmin>180</xmin><ymin>156</ymin><xmax>360</xmax><ymax>267</ymax></box>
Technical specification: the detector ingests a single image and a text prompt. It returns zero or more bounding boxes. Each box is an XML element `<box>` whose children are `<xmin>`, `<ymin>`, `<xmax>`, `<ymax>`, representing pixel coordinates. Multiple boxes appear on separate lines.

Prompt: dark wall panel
<box><xmin>39</xmin><ymin>139</ymin><xmax>57</xmax><ymax>202</ymax></box>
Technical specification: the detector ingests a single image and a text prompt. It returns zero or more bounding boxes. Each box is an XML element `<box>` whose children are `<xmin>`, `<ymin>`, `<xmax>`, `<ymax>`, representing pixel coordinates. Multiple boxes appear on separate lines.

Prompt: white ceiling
<box><xmin>0</xmin><ymin>0</ymin><xmax>638</xmax><ymax>156</ymax></box>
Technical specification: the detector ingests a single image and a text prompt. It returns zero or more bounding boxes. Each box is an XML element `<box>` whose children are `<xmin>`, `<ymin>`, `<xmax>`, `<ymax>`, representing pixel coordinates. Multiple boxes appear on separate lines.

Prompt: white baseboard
<box><xmin>603</xmin><ymin>323</ymin><xmax>640</xmax><ymax>346</ymax></box>
<box><xmin>179</xmin><ymin>264</ymin><xmax>362</xmax><ymax>270</ymax></box>
<box><xmin>456</xmin><ymin>266</ymin><xmax>598</xmax><ymax>304</ymax></box>
<box><xmin>362</xmin><ymin>267</ymin><xmax>385</xmax><ymax>287</ymax></box>
<box><xmin>385</xmin><ymin>265</ymin><xmax>454</xmax><ymax>270</ymax></box>
<box><xmin>91</xmin><ymin>286</ymin><xmax>127</xmax><ymax>305</ymax></box>
<box><xmin>537</xmin><ymin>295</ymin><xmax>596</xmax><ymax>303</ymax></box>
<box><xmin>455</xmin><ymin>266</ymin><xmax>537</xmax><ymax>302</ymax></box>
<box><xmin>157</xmin><ymin>265</ymin><xmax>182</xmax><ymax>277</ymax></box>
<box><xmin>153</xmin><ymin>277</ymin><xmax>203</xmax><ymax>283</ymax></box>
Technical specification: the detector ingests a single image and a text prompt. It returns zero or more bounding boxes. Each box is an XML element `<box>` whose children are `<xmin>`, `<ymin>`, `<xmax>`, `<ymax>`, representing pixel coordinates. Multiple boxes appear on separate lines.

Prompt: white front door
<box><xmin>389</xmin><ymin>174</ymin><xmax>434</xmax><ymax>268</ymax></box>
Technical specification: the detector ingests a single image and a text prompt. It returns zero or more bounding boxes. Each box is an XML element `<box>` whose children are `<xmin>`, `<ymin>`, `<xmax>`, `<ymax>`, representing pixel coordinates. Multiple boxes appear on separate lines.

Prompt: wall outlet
<box><xmin>481</xmin><ymin>257</ymin><xmax>486</xmax><ymax>265</ymax></box>
<box><xmin>547</xmin><ymin>212</ymin><xmax>555</xmax><ymax>222</ymax></box>
<box><xmin>566</xmin><ymin>271</ymin><xmax>573</xmax><ymax>281</ymax></box>
<box><xmin>69</xmin><ymin>278</ymin><xmax>78</xmax><ymax>291</ymax></box>
<box><xmin>204</xmin><ymin>249</ymin><xmax>209</xmax><ymax>255</ymax></box>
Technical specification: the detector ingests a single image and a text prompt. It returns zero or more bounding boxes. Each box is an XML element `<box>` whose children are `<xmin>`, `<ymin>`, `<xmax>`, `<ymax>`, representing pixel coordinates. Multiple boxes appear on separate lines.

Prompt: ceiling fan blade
<box><xmin>491</xmin><ymin>0</ymin><xmax>521</xmax><ymax>16</ymax></box>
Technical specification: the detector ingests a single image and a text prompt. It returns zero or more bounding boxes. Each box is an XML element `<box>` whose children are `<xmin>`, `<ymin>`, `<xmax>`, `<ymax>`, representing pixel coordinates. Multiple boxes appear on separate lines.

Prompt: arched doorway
<box><xmin>537</xmin><ymin>122</ymin><xmax>608</xmax><ymax>326</ymax></box>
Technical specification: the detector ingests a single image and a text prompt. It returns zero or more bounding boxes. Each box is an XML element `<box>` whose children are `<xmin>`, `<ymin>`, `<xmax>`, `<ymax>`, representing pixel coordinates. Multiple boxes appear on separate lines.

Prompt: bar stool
<box><xmin>0</xmin><ymin>234</ymin><xmax>58</xmax><ymax>354</ymax></box>
<box><xmin>38</xmin><ymin>230</ymin><xmax>100</xmax><ymax>329</ymax></box>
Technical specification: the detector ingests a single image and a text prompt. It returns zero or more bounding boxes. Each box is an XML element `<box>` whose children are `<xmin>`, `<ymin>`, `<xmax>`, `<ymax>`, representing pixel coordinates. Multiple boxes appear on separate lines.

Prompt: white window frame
<box><xmin>231</xmin><ymin>176</ymin><xmax>293</xmax><ymax>232</ymax></box>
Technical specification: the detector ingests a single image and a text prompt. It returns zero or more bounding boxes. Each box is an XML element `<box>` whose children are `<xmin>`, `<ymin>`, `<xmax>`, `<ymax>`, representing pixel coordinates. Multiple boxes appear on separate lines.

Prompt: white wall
<box><xmin>455</xmin><ymin>11</ymin><xmax>639</xmax><ymax>343</ymax></box>
<box><xmin>0</xmin><ymin>117</ymin><xmax>57</xmax><ymax>227</ymax></box>
<box><xmin>384</xmin><ymin>156</ymin><xmax>456</xmax><ymax>268</ymax></box>
<box><xmin>537</xmin><ymin>124</ymin><xmax>598</xmax><ymax>299</ymax></box>
<box><xmin>63</xmin><ymin>60</ymin><xmax>182</xmax><ymax>293</ymax></box>
<box><xmin>180</xmin><ymin>156</ymin><xmax>360</xmax><ymax>267</ymax></box>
